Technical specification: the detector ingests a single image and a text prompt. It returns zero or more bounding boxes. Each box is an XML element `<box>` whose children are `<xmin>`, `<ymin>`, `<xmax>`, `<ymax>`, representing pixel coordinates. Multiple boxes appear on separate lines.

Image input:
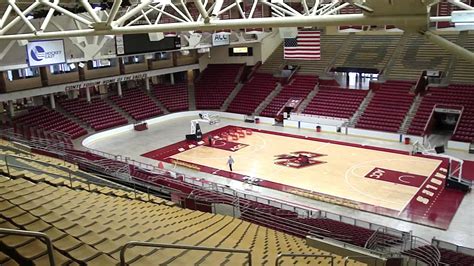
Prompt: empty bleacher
<box><xmin>356</xmin><ymin>80</ymin><xmax>415</xmax><ymax>132</ymax></box>
<box><xmin>303</xmin><ymin>87</ymin><xmax>368</xmax><ymax>119</ymax></box>
<box><xmin>439</xmin><ymin>247</ymin><xmax>474</xmax><ymax>265</ymax></box>
<box><xmin>338</xmin><ymin>6</ymin><xmax>363</xmax><ymax>30</ymax></box>
<box><xmin>12</xmin><ymin>107</ymin><xmax>87</xmax><ymax>140</ymax></box>
<box><xmin>260</xmin><ymin>75</ymin><xmax>318</xmax><ymax>117</ymax></box>
<box><xmin>109</xmin><ymin>88</ymin><xmax>163</xmax><ymax>121</ymax></box>
<box><xmin>408</xmin><ymin>85</ymin><xmax>474</xmax><ymax>142</ymax></box>
<box><xmin>387</xmin><ymin>33</ymin><xmax>458</xmax><ymax>81</ymax></box>
<box><xmin>334</xmin><ymin>35</ymin><xmax>400</xmax><ymax>70</ymax></box>
<box><xmin>59</xmin><ymin>98</ymin><xmax>128</xmax><ymax>131</ymax></box>
<box><xmin>153</xmin><ymin>83</ymin><xmax>189</xmax><ymax>112</ymax></box>
<box><xmin>451</xmin><ymin>31</ymin><xmax>474</xmax><ymax>84</ymax></box>
<box><xmin>227</xmin><ymin>73</ymin><xmax>278</xmax><ymax>115</ymax></box>
<box><xmin>259</xmin><ymin>35</ymin><xmax>349</xmax><ymax>76</ymax></box>
<box><xmin>195</xmin><ymin>64</ymin><xmax>243</xmax><ymax>110</ymax></box>
<box><xmin>0</xmin><ymin>156</ymin><xmax>365</xmax><ymax>265</ymax></box>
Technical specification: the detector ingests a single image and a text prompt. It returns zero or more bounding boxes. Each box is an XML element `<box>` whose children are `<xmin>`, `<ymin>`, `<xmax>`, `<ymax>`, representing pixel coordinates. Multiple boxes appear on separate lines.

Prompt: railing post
<box><xmin>0</xmin><ymin>228</ymin><xmax>55</xmax><ymax>266</ymax></box>
<box><xmin>147</xmin><ymin>186</ymin><xmax>150</xmax><ymax>202</ymax></box>
<box><xmin>133</xmin><ymin>181</ymin><xmax>137</xmax><ymax>199</ymax></box>
<box><xmin>68</xmin><ymin>168</ymin><xmax>73</xmax><ymax>188</ymax></box>
<box><xmin>5</xmin><ymin>155</ymin><xmax>10</xmax><ymax>175</ymax></box>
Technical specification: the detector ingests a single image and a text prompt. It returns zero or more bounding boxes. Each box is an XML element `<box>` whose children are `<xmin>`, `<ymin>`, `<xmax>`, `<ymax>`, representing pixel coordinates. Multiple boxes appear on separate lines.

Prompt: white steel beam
<box><xmin>115</xmin><ymin>0</ymin><xmax>153</xmax><ymax>26</ymax></box>
<box><xmin>422</xmin><ymin>30</ymin><xmax>474</xmax><ymax>62</ymax></box>
<box><xmin>7</xmin><ymin>0</ymin><xmax>37</xmax><ymax>33</ymax></box>
<box><xmin>106</xmin><ymin>0</ymin><xmax>123</xmax><ymax>26</ymax></box>
<box><xmin>148</xmin><ymin>5</ymin><xmax>188</xmax><ymax>23</ymax></box>
<box><xmin>193</xmin><ymin>0</ymin><xmax>210</xmax><ymax>22</ymax></box>
<box><xmin>448</xmin><ymin>0</ymin><xmax>474</xmax><ymax>10</ymax></box>
<box><xmin>169</xmin><ymin>2</ymin><xmax>192</xmax><ymax>22</ymax></box>
<box><xmin>40</xmin><ymin>0</ymin><xmax>92</xmax><ymax>26</ymax></box>
<box><xmin>40</xmin><ymin>0</ymin><xmax>60</xmax><ymax>31</ymax></box>
<box><xmin>311</xmin><ymin>0</ymin><xmax>321</xmax><ymax>16</ymax></box>
<box><xmin>181</xmin><ymin>0</ymin><xmax>195</xmax><ymax>22</ymax></box>
<box><xmin>236</xmin><ymin>1</ymin><xmax>246</xmax><ymax>19</ymax></box>
<box><xmin>0</xmin><ymin>5</ymin><xmax>13</xmax><ymax>29</ymax></box>
<box><xmin>0</xmin><ymin>14</ymin><xmax>428</xmax><ymax>40</ymax></box>
<box><xmin>212</xmin><ymin>0</ymin><xmax>224</xmax><ymax>16</ymax></box>
<box><xmin>217</xmin><ymin>3</ymin><xmax>236</xmax><ymax>16</ymax></box>
<box><xmin>301</xmin><ymin>0</ymin><xmax>310</xmax><ymax>15</ymax></box>
<box><xmin>249</xmin><ymin>0</ymin><xmax>259</xmax><ymax>18</ymax></box>
<box><xmin>322</xmin><ymin>2</ymin><xmax>349</xmax><ymax>16</ymax></box>
<box><xmin>430</xmin><ymin>16</ymin><xmax>451</xmax><ymax>22</ymax></box>
<box><xmin>79</xmin><ymin>0</ymin><xmax>102</xmax><ymax>23</ymax></box>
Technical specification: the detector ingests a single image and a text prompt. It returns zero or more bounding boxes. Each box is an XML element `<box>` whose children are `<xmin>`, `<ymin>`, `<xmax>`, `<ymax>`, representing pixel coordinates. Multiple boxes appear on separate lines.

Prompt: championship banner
<box><xmin>26</xmin><ymin>39</ymin><xmax>66</xmax><ymax>67</ymax></box>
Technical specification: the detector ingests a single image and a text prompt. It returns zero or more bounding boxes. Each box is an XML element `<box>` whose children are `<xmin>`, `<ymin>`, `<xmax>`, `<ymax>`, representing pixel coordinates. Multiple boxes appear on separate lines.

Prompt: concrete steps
<box><xmin>348</xmin><ymin>90</ymin><xmax>375</xmax><ymax>127</ymax></box>
<box><xmin>399</xmin><ymin>94</ymin><xmax>422</xmax><ymax>134</ymax></box>
<box><xmin>444</xmin><ymin>31</ymin><xmax>469</xmax><ymax>84</ymax></box>
<box><xmin>221</xmin><ymin>83</ymin><xmax>244</xmax><ymax>112</ymax></box>
<box><xmin>146</xmin><ymin>90</ymin><xmax>170</xmax><ymax>115</ymax></box>
<box><xmin>188</xmin><ymin>83</ymin><xmax>196</xmax><ymax>111</ymax></box>
<box><xmin>103</xmin><ymin>97</ymin><xmax>136</xmax><ymax>124</ymax></box>
<box><xmin>254</xmin><ymin>83</ymin><xmax>284</xmax><ymax>116</ymax></box>
<box><xmin>382</xmin><ymin>33</ymin><xmax>409</xmax><ymax>81</ymax></box>
<box><xmin>54</xmin><ymin>105</ymin><xmax>94</xmax><ymax>134</ymax></box>
<box><xmin>296</xmin><ymin>84</ymin><xmax>319</xmax><ymax>113</ymax></box>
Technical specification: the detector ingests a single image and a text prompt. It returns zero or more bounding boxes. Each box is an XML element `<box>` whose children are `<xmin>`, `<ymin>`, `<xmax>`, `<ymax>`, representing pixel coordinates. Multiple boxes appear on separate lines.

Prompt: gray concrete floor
<box><xmin>82</xmin><ymin>114</ymin><xmax>474</xmax><ymax>248</ymax></box>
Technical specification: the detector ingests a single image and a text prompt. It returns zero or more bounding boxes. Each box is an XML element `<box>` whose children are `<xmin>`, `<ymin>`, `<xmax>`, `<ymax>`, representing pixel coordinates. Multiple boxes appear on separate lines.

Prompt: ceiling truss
<box><xmin>0</xmin><ymin>0</ymin><xmax>423</xmax><ymax>40</ymax></box>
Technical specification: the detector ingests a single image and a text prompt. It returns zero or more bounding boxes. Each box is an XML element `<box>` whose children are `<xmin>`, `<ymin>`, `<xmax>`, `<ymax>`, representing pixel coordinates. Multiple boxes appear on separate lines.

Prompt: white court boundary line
<box><xmin>344</xmin><ymin>158</ymin><xmax>442</xmax><ymax>212</ymax></box>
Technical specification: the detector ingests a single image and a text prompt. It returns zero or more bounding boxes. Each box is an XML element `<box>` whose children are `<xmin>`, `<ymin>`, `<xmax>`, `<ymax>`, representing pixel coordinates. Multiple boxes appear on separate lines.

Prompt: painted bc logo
<box><xmin>30</xmin><ymin>46</ymin><xmax>45</xmax><ymax>61</ymax></box>
<box><xmin>274</xmin><ymin>151</ymin><xmax>326</xmax><ymax>169</ymax></box>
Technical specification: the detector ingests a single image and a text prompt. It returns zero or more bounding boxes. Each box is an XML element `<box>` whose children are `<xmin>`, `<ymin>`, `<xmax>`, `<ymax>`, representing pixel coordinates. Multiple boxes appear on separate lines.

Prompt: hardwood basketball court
<box><xmin>142</xmin><ymin>125</ymin><xmax>465</xmax><ymax>230</ymax></box>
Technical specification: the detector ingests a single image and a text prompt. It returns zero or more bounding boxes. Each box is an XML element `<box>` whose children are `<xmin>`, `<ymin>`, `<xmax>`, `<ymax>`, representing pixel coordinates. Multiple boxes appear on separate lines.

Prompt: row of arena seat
<box><xmin>4</xmin><ymin>126</ymin><xmax>474</xmax><ymax>265</ymax></box>
<box><xmin>356</xmin><ymin>80</ymin><xmax>415</xmax><ymax>132</ymax></box>
<box><xmin>0</xmin><ymin>148</ymin><xmax>365</xmax><ymax>265</ymax></box>
<box><xmin>12</xmin><ymin>107</ymin><xmax>87</xmax><ymax>140</ymax></box>
<box><xmin>227</xmin><ymin>73</ymin><xmax>279</xmax><ymax>115</ymax></box>
<box><xmin>153</xmin><ymin>83</ymin><xmax>189</xmax><ymax>112</ymax></box>
<box><xmin>260</xmin><ymin>75</ymin><xmax>318</xmax><ymax>117</ymax></box>
<box><xmin>195</xmin><ymin>64</ymin><xmax>243</xmax><ymax>110</ymax></box>
<box><xmin>408</xmin><ymin>84</ymin><xmax>474</xmax><ymax>142</ymax></box>
<box><xmin>109</xmin><ymin>88</ymin><xmax>163</xmax><ymax>121</ymax></box>
<box><xmin>127</xmin><ymin>165</ymin><xmax>403</xmax><ymax>250</ymax></box>
<box><xmin>303</xmin><ymin>86</ymin><xmax>367</xmax><ymax>119</ymax></box>
<box><xmin>59</xmin><ymin>98</ymin><xmax>128</xmax><ymax>131</ymax></box>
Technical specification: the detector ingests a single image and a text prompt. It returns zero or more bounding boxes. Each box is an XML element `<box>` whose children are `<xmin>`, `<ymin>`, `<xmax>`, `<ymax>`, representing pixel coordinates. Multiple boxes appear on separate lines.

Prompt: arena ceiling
<box><xmin>0</xmin><ymin>0</ymin><xmax>473</xmax><ymax>61</ymax></box>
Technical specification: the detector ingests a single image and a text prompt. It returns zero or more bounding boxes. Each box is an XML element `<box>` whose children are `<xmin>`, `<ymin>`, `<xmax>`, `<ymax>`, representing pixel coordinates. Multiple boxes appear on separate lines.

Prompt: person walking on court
<box><xmin>227</xmin><ymin>155</ymin><xmax>235</xmax><ymax>172</ymax></box>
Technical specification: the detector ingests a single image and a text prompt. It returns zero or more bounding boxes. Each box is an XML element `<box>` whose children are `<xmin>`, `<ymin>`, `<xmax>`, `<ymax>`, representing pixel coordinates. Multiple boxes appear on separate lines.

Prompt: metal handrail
<box><xmin>364</xmin><ymin>227</ymin><xmax>386</xmax><ymax>249</ymax></box>
<box><xmin>0</xmin><ymin>154</ymin><xmax>141</xmax><ymax>199</ymax></box>
<box><xmin>2</xmin><ymin>131</ymin><xmax>409</xmax><ymax>250</ymax></box>
<box><xmin>343</xmin><ymin>255</ymin><xmax>381</xmax><ymax>266</ymax></box>
<box><xmin>275</xmin><ymin>253</ymin><xmax>334</xmax><ymax>266</ymax></box>
<box><xmin>0</xmin><ymin>228</ymin><xmax>55</xmax><ymax>266</ymax></box>
<box><xmin>119</xmin><ymin>241</ymin><xmax>252</xmax><ymax>266</ymax></box>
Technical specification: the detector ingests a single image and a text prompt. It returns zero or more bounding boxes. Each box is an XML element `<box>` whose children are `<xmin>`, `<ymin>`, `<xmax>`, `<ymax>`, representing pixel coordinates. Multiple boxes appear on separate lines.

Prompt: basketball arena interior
<box><xmin>1</xmin><ymin>0</ymin><xmax>474</xmax><ymax>265</ymax></box>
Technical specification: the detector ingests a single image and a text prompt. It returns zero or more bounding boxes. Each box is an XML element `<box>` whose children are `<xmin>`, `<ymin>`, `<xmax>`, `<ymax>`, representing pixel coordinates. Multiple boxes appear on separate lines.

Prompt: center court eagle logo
<box><xmin>274</xmin><ymin>151</ymin><xmax>327</xmax><ymax>169</ymax></box>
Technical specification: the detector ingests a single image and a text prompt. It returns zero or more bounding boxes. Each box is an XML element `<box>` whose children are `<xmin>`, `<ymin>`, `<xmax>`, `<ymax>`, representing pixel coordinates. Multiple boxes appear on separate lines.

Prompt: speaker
<box><xmin>435</xmin><ymin>145</ymin><xmax>445</xmax><ymax>154</ymax></box>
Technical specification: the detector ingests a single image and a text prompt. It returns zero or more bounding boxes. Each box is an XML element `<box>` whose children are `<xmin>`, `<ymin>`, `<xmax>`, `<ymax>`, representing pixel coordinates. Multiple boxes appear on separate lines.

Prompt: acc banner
<box><xmin>212</xmin><ymin>33</ymin><xmax>230</xmax><ymax>46</ymax></box>
<box><xmin>26</xmin><ymin>39</ymin><xmax>66</xmax><ymax>67</ymax></box>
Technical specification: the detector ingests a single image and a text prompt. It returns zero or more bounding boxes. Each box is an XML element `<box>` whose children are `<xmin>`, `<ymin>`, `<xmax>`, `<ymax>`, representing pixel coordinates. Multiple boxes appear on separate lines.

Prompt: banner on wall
<box><xmin>26</xmin><ymin>39</ymin><xmax>66</xmax><ymax>67</ymax></box>
<box><xmin>212</xmin><ymin>33</ymin><xmax>230</xmax><ymax>46</ymax></box>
